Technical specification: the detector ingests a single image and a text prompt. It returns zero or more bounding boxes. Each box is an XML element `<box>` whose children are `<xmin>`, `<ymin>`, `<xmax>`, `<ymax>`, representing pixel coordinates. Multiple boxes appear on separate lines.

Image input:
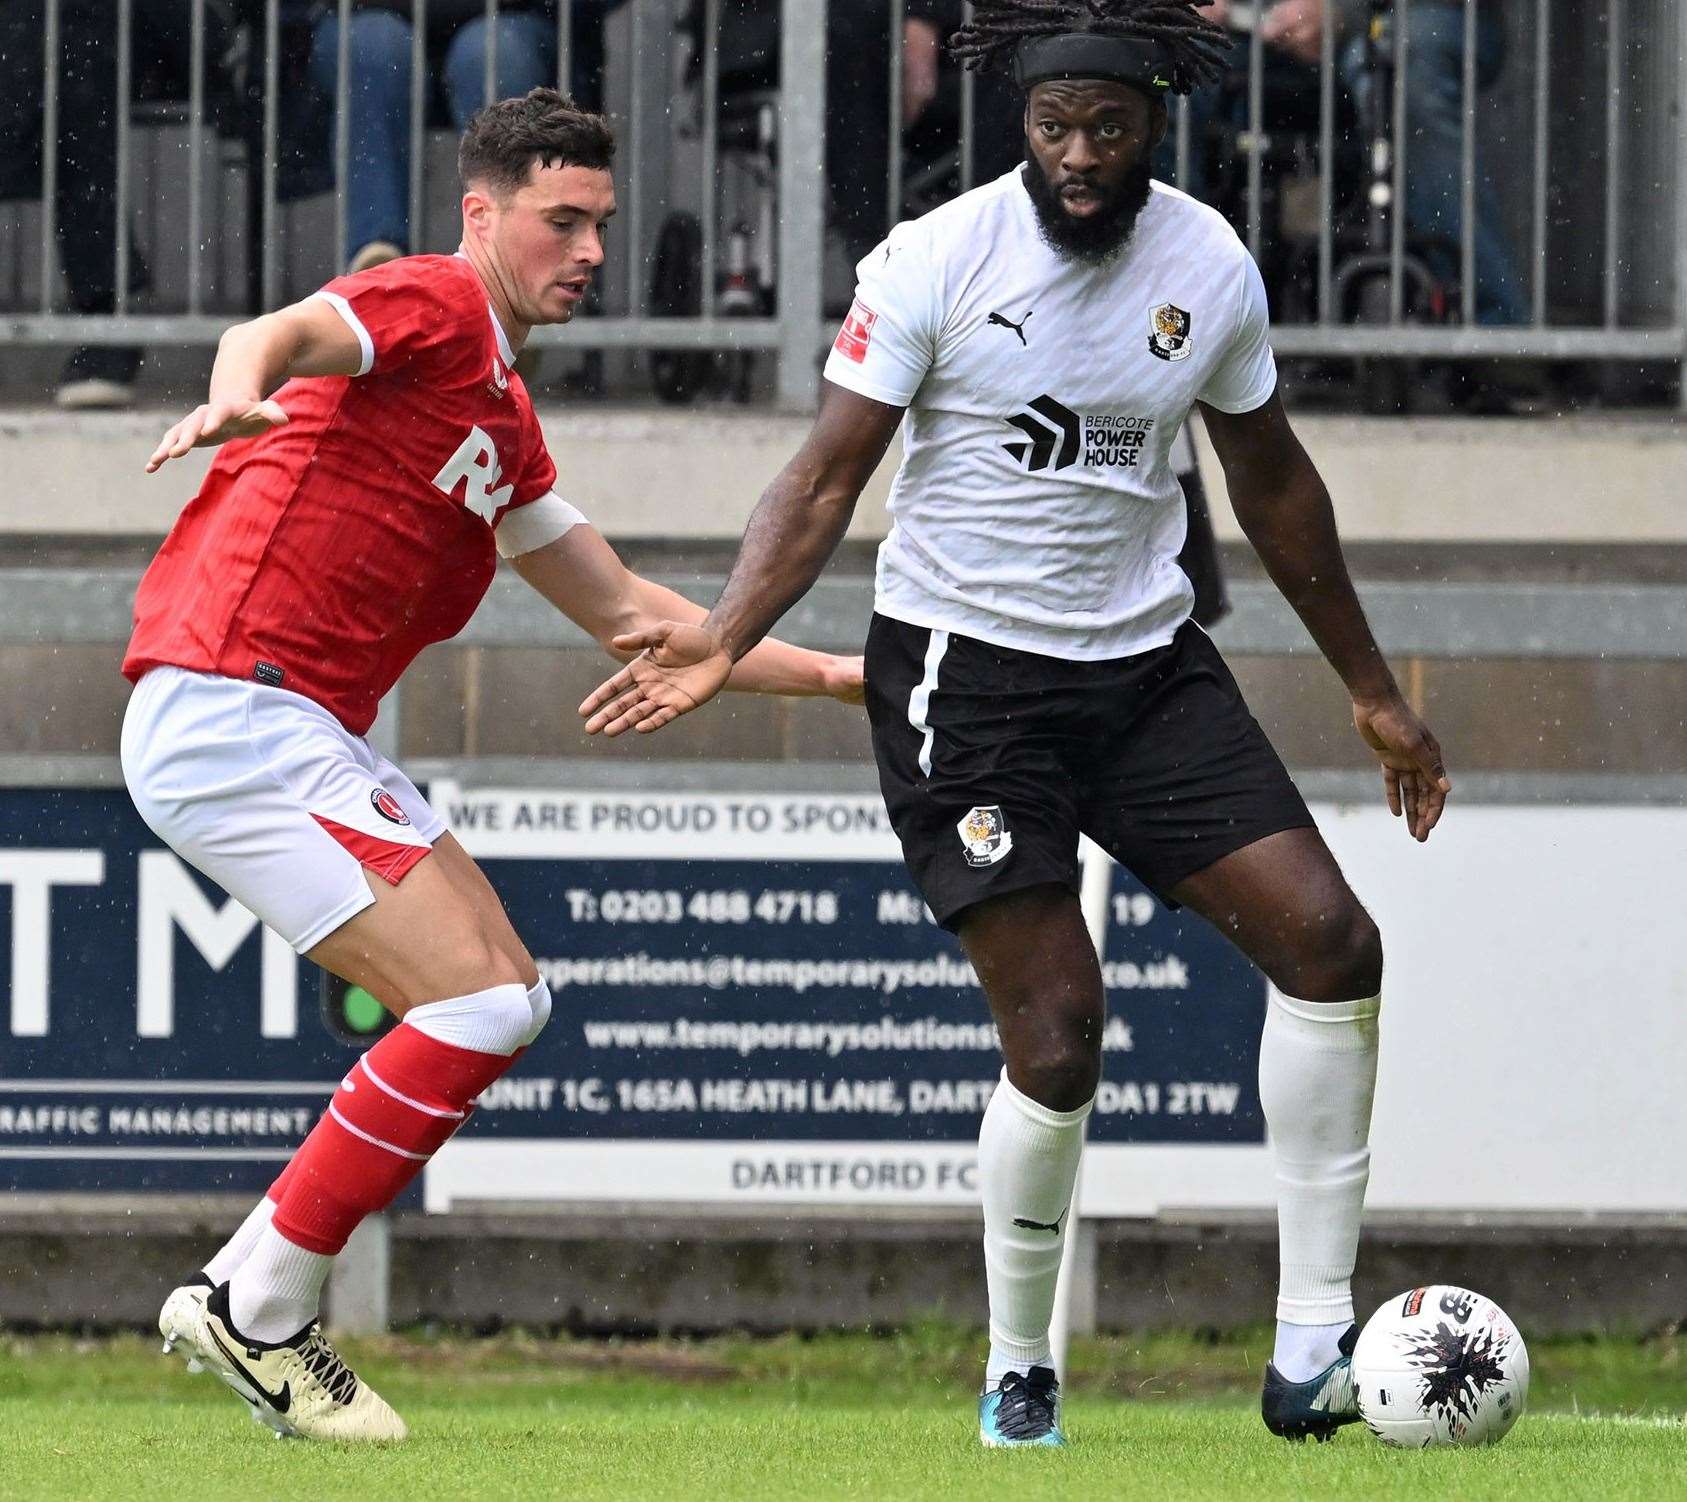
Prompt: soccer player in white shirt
<box><xmin>582</xmin><ymin>0</ymin><xmax>1450</xmax><ymax>1448</ymax></box>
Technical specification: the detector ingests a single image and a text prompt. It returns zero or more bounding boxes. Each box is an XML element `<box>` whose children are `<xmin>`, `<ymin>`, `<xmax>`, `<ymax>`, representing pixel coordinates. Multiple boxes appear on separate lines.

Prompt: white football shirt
<box><xmin>824</xmin><ymin>169</ymin><xmax>1277</xmax><ymax>660</ymax></box>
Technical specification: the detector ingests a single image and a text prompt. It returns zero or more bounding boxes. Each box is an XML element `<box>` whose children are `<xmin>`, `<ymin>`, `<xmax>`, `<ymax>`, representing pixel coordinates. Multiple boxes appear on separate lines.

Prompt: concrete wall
<box><xmin>6</xmin><ymin>408</ymin><xmax>1687</xmax><ymax>544</ymax></box>
<box><xmin>1</xmin><ymin>1200</ymin><xmax>1679</xmax><ymax>1337</ymax></box>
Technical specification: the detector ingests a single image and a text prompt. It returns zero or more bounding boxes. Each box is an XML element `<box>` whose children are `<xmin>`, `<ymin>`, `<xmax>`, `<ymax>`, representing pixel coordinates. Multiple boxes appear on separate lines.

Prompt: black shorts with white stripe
<box><xmin>863</xmin><ymin>612</ymin><xmax>1315</xmax><ymax>932</ymax></box>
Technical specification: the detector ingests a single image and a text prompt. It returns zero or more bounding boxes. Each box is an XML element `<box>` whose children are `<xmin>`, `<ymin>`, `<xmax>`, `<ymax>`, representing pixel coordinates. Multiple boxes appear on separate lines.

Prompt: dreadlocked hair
<box><xmin>949</xmin><ymin>0</ymin><xmax>1230</xmax><ymax>94</ymax></box>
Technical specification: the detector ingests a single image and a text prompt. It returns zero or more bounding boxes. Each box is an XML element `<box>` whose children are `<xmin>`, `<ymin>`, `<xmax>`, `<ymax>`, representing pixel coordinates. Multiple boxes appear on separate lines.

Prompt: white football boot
<box><xmin>160</xmin><ymin>1282</ymin><xmax>407</xmax><ymax>1442</ymax></box>
<box><xmin>159</xmin><ymin>1275</ymin><xmax>215</xmax><ymax>1372</ymax></box>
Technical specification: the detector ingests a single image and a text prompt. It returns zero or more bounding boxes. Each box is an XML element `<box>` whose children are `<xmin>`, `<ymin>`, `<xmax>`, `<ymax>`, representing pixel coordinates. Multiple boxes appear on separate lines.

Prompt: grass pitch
<box><xmin>2</xmin><ymin>1324</ymin><xmax>1681</xmax><ymax>1500</ymax></box>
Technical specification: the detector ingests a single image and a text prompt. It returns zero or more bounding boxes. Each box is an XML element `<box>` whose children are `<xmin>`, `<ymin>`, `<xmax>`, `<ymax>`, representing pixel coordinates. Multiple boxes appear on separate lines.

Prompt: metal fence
<box><xmin>1</xmin><ymin>0</ymin><xmax>1684</xmax><ymax>405</ymax></box>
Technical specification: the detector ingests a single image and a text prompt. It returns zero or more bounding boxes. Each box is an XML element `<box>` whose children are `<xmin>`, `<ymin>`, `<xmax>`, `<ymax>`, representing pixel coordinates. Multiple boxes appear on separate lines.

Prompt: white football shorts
<box><xmin>121</xmin><ymin>665</ymin><xmax>444</xmax><ymax>953</ymax></box>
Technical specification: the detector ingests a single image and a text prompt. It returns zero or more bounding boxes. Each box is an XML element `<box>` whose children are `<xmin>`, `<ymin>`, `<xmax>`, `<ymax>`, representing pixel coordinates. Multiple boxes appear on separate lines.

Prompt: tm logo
<box><xmin>1002</xmin><ymin>395</ymin><xmax>1081</xmax><ymax>472</ymax></box>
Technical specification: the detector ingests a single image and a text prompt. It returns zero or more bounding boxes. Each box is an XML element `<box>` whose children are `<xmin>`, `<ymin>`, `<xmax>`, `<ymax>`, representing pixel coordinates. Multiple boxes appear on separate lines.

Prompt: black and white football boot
<box><xmin>979</xmin><ymin>1365</ymin><xmax>1065</xmax><ymax>1447</ymax></box>
<box><xmin>1260</xmin><ymin>1323</ymin><xmax>1361</xmax><ymax>1442</ymax></box>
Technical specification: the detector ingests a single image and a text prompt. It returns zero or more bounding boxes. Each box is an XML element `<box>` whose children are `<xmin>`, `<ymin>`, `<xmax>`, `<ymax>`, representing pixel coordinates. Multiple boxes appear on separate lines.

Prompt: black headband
<box><xmin>1012</xmin><ymin>33</ymin><xmax>1182</xmax><ymax>97</ymax></box>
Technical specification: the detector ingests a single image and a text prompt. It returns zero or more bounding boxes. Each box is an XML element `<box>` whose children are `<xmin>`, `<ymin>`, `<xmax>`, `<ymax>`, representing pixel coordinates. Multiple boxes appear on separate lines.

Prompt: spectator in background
<box><xmin>1148</xmin><ymin>0</ymin><xmax>1334</xmax><ymax>208</ymax></box>
<box><xmin>821</xmin><ymin>1</ymin><xmax>954</xmax><ymax>268</ymax></box>
<box><xmin>1262</xmin><ymin>0</ymin><xmax>1527</xmax><ymax>324</ymax></box>
<box><xmin>0</xmin><ymin>0</ymin><xmax>235</xmax><ymax>408</ymax></box>
<box><xmin>309</xmin><ymin>1</ymin><xmax>628</xmax><ymax>272</ymax></box>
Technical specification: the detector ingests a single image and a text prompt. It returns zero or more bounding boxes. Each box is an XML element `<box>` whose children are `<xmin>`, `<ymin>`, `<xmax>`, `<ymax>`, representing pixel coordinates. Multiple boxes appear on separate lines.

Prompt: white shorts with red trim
<box><xmin>121</xmin><ymin>666</ymin><xmax>443</xmax><ymax>953</ymax></box>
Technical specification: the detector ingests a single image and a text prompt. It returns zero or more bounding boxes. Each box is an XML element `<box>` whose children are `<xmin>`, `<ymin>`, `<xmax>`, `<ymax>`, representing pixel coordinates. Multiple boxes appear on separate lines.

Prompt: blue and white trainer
<box><xmin>1260</xmin><ymin>1324</ymin><xmax>1360</xmax><ymax>1442</ymax></box>
<box><xmin>979</xmin><ymin>1365</ymin><xmax>1065</xmax><ymax>1447</ymax></box>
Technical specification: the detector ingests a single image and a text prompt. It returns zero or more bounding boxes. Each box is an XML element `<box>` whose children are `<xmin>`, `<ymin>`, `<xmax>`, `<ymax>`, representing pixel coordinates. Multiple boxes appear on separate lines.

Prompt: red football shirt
<box><xmin>123</xmin><ymin>254</ymin><xmax>557</xmax><ymax>735</ymax></box>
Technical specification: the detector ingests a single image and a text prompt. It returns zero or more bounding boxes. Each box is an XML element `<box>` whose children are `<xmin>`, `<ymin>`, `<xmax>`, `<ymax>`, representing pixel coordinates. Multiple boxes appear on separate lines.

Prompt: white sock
<box><xmin>979</xmin><ymin>1069</ymin><xmax>1092</xmax><ymax>1384</ymax></box>
<box><xmin>202</xmin><ymin>1196</ymin><xmax>276</xmax><ymax>1285</ymax></box>
<box><xmin>404</xmin><ymin>983</ymin><xmax>534</xmax><ymax>1056</ymax></box>
<box><xmin>1259</xmin><ymin>989</ymin><xmax>1381</xmax><ymax>1340</ymax></box>
<box><xmin>1274</xmin><ymin>1319</ymin><xmax>1352</xmax><ymax>1383</ymax></box>
<box><xmin>227</xmin><ymin>1224</ymin><xmax>334</xmax><ymax>1345</ymax></box>
<box><xmin>522</xmin><ymin>977</ymin><xmax>553</xmax><ymax>1047</ymax></box>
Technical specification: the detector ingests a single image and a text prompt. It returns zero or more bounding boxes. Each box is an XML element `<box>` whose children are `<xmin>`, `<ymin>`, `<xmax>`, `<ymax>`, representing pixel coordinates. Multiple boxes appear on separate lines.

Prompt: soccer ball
<box><xmin>1352</xmin><ymin>1285</ymin><xmax>1530</xmax><ymax>1448</ymax></box>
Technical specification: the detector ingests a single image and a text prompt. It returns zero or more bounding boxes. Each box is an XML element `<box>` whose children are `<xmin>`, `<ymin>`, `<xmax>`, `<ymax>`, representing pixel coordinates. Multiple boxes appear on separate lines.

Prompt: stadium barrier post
<box><xmin>1677</xmin><ymin>0</ymin><xmax>1687</xmax><ymax>410</ymax></box>
<box><xmin>327</xmin><ymin>1212</ymin><xmax>392</xmax><ymax>1335</ymax></box>
<box><xmin>319</xmin><ymin>687</ymin><xmax>401</xmax><ymax>1335</ymax></box>
<box><xmin>775</xmin><ymin>0</ymin><xmax>826</xmax><ymax>410</ymax></box>
<box><xmin>367</xmin><ymin>684</ymin><xmax>402</xmax><ymax>763</ymax></box>
<box><xmin>1049</xmin><ymin>837</ymin><xmax>1112</xmax><ymax>1376</ymax></box>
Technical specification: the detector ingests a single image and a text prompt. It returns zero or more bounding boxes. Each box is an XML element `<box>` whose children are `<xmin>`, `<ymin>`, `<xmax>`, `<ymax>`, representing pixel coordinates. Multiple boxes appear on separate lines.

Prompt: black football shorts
<box><xmin>864</xmin><ymin>612</ymin><xmax>1315</xmax><ymax>930</ymax></box>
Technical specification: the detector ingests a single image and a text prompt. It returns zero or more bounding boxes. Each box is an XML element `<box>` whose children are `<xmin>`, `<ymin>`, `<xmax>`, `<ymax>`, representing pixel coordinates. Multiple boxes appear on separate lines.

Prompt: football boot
<box><xmin>1261</xmin><ymin>1323</ymin><xmax>1361</xmax><ymax>1442</ymax></box>
<box><xmin>979</xmin><ymin>1365</ymin><xmax>1065</xmax><ymax>1447</ymax></box>
<box><xmin>160</xmin><ymin>1281</ymin><xmax>407</xmax><ymax>1442</ymax></box>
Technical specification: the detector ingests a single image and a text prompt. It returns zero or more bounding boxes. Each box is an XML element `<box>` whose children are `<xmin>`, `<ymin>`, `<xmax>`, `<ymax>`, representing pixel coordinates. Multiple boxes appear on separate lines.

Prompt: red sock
<box><xmin>264</xmin><ymin>1157</ymin><xmax>296</xmax><ymax>1207</ymax></box>
<box><xmin>270</xmin><ymin>1022</ymin><xmax>514</xmax><ymax>1255</ymax></box>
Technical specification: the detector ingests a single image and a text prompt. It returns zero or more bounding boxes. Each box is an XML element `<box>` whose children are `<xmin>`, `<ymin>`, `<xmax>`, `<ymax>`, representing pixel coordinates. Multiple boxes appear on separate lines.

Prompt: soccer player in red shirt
<box><xmin>126</xmin><ymin>89</ymin><xmax>862</xmax><ymax>1442</ymax></box>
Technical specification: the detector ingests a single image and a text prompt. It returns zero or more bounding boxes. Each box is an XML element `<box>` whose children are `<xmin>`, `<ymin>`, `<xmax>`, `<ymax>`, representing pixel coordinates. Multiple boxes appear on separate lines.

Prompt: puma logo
<box><xmin>1012</xmin><ymin>1206</ymin><xmax>1068</xmax><ymax>1235</ymax></box>
<box><xmin>987</xmin><ymin>309</ymin><xmax>1032</xmax><ymax>346</ymax></box>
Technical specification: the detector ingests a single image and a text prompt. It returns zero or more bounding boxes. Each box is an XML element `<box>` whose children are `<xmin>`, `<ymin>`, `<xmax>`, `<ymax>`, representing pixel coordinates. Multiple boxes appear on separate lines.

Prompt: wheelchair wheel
<box><xmin>649</xmin><ymin>212</ymin><xmax>711</xmax><ymax>405</ymax></box>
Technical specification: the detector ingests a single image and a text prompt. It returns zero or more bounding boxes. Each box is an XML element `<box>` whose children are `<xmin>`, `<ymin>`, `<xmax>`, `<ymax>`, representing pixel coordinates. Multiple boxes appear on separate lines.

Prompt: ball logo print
<box><xmin>1147</xmin><ymin>301</ymin><xmax>1194</xmax><ymax>362</ymax></box>
<box><xmin>957</xmin><ymin>805</ymin><xmax>1013</xmax><ymax>867</ymax></box>
<box><xmin>370</xmin><ymin>787</ymin><xmax>410</xmax><ymax>826</ymax></box>
<box><xmin>1353</xmin><ymin>1285</ymin><xmax>1531</xmax><ymax>1448</ymax></box>
<box><xmin>1438</xmin><ymin>1288</ymin><xmax>1477</xmax><ymax>1323</ymax></box>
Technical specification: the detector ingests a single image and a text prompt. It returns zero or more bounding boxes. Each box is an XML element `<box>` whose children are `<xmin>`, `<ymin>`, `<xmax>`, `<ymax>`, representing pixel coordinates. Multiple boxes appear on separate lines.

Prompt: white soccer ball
<box><xmin>1352</xmin><ymin>1285</ymin><xmax>1530</xmax><ymax>1448</ymax></box>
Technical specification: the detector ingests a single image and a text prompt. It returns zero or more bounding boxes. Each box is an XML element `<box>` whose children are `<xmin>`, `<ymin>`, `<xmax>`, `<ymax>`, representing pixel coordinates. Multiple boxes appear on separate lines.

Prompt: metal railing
<box><xmin>2</xmin><ymin>0</ymin><xmax>1685</xmax><ymax>402</ymax></box>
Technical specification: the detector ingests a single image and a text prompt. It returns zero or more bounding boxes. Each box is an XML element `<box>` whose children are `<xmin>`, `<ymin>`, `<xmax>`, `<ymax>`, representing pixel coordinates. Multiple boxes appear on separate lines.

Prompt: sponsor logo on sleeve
<box><xmin>834</xmin><ymin>299</ymin><xmax>879</xmax><ymax>363</ymax></box>
<box><xmin>1148</xmin><ymin>301</ymin><xmax>1193</xmax><ymax>361</ymax></box>
<box><xmin>957</xmin><ymin>806</ymin><xmax>1013</xmax><ymax>867</ymax></box>
<box><xmin>253</xmin><ymin>661</ymin><xmax>286</xmax><ymax>687</ymax></box>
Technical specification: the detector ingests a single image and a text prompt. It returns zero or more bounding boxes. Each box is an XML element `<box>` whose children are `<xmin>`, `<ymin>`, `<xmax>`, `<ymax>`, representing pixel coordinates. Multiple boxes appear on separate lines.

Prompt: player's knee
<box><xmin>1281</xmin><ymin>902</ymin><xmax>1383</xmax><ymax>1003</ymax></box>
<box><xmin>425</xmin><ymin>934</ymin><xmax>529</xmax><ymax>1009</ymax></box>
<box><xmin>460</xmin><ymin>926</ymin><xmax>528</xmax><ymax>985</ymax></box>
<box><xmin>1011</xmin><ymin>1014</ymin><xmax>1102</xmax><ymax>1112</ymax></box>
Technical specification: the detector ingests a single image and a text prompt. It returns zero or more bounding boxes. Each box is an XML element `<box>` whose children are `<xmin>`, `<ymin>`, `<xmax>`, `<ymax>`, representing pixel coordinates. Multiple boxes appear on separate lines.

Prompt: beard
<box><xmin>1021</xmin><ymin>151</ymin><xmax>1154</xmax><ymax>266</ymax></box>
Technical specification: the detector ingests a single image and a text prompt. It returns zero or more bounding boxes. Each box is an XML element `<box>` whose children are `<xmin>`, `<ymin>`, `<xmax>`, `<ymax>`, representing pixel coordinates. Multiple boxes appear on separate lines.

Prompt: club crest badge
<box><xmin>1148</xmin><ymin>301</ymin><xmax>1193</xmax><ymax>362</ymax></box>
<box><xmin>370</xmin><ymin>787</ymin><xmax>411</xmax><ymax>826</ymax></box>
<box><xmin>957</xmin><ymin>805</ymin><xmax>1013</xmax><ymax>867</ymax></box>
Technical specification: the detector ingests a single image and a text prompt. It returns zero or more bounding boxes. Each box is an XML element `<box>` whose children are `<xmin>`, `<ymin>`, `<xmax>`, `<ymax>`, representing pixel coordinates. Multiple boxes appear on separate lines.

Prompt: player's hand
<box><xmin>1261</xmin><ymin>0</ymin><xmax>1326</xmax><ymax>64</ymax></box>
<box><xmin>826</xmin><ymin>654</ymin><xmax>866</xmax><ymax>705</ymax></box>
<box><xmin>1352</xmin><ymin>694</ymin><xmax>1451</xmax><ymax>842</ymax></box>
<box><xmin>579</xmin><ymin>621</ymin><xmax>733</xmax><ymax>736</ymax></box>
<box><xmin>145</xmin><ymin>398</ymin><xmax>289</xmax><ymax>473</ymax></box>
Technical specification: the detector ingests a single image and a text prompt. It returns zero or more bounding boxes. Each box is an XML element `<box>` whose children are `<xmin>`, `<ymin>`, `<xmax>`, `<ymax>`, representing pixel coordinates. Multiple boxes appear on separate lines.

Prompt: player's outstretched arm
<box><xmin>1199</xmin><ymin>389</ymin><xmax>1452</xmax><ymax>841</ymax></box>
<box><xmin>144</xmin><ymin>299</ymin><xmax>365</xmax><ymax>473</ymax></box>
<box><xmin>578</xmin><ymin>383</ymin><xmax>904</xmax><ymax>736</ymax></box>
<box><xmin>509</xmin><ymin>523</ymin><xmax>865</xmax><ymax>704</ymax></box>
